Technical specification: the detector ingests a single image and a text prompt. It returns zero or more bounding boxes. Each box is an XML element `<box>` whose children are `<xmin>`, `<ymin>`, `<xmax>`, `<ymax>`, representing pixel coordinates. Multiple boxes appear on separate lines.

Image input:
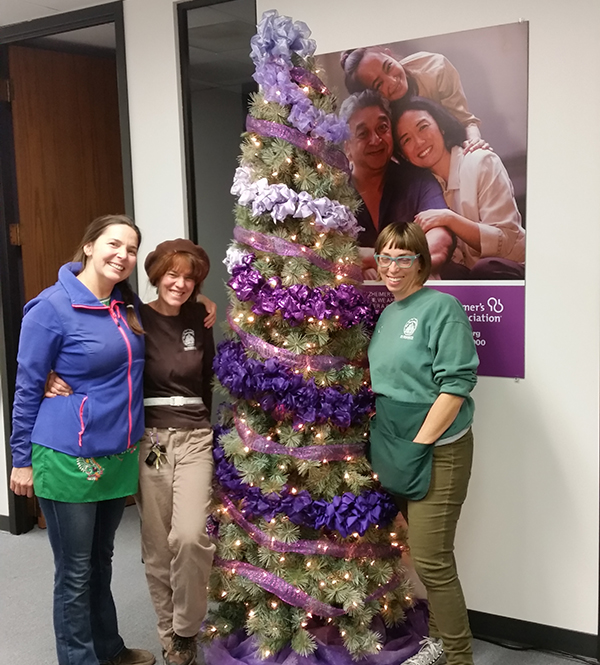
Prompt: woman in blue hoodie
<box><xmin>9</xmin><ymin>215</ymin><xmax>155</xmax><ymax>665</ymax></box>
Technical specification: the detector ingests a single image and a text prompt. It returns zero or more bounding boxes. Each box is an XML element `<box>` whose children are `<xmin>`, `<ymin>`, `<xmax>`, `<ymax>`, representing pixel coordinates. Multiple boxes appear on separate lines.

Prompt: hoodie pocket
<box><xmin>68</xmin><ymin>393</ymin><xmax>91</xmax><ymax>449</ymax></box>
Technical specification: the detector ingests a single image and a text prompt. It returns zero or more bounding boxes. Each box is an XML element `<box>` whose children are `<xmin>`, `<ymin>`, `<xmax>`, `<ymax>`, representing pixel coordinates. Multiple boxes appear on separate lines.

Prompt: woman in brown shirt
<box><xmin>136</xmin><ymin>239</ymin><xmax>215</xmax><ymax>665</ymax></box>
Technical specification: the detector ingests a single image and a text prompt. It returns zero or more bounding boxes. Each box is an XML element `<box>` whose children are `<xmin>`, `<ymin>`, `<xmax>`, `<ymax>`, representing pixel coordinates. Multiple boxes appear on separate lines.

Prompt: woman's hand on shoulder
<box><xmin>45</xmin><ymin>371</ymin><xmax>72</xmax><ymax>398</ymax></box>
<box><xmin>10</xmin><ymin>466</ymin><xmax>34</xmax><ymax>497</ymax></box>
<box><xmin>462</xmin><ymin>137</ymin><xmax>493</xmax><ymax>153</ymax></box>
<box><xmin>197</xmin><ymin>294</ymin><xmax>217</xmax><ymax>328</ymax></box>
<box><xmin>463</xmin><ymin>123</ymin><xmax>493</xmax><ymax>153</ymax></box>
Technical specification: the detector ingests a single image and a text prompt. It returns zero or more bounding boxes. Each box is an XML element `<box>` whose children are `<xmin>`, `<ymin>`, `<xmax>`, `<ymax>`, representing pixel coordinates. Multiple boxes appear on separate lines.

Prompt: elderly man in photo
<box><xmin>340</xmin><ymin>90</ymin><xmax>453</xmax><ymax>279</ymax></box>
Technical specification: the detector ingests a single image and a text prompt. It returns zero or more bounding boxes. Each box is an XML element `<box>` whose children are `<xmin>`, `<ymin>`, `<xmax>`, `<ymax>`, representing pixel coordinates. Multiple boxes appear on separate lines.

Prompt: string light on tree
<box><xmin>203</xmin><ymin>9</ymin><xmax>416</xmax><ymax>664</ymax></box>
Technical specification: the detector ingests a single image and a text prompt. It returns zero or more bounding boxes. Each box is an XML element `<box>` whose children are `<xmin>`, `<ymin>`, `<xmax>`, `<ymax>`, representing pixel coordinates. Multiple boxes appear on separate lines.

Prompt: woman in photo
<box><xmin>341</xmin><ymin>47</ymin><xmax>487</xmax><ymax>151</ymax></box>
<box><xmin>393</xmin><ymin>96</ymin><xmax>525</xmax><ymax>279</ymax></box>
<box><xmin>10</xmin><ymin>214</ymin><xmax>154</xmax><ymax>665</ymax></box>
<box><xmin>368</xmin><ymin>221</ymin><xmax>478</xmax><ymax>665</ymax></box>
<box><xmin>339</xmin><ymin>90</ymin><xmax>452</xmax><ymax>279</ymax></box>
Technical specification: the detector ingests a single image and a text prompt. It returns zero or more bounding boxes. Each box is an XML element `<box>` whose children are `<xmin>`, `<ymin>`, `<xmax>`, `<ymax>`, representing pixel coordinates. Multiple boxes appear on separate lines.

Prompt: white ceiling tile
<box><xmin>0</xmin><ymin>0</ymin><xmax>114</xmax><ymax>28</ymax></box>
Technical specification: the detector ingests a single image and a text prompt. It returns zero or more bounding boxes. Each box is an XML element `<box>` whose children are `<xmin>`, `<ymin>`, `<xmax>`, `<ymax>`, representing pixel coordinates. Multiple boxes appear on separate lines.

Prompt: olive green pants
<box><xmin>407</xmin><ymin>429</ymin><xmax>474</xmax><ymax>665</ymax></box>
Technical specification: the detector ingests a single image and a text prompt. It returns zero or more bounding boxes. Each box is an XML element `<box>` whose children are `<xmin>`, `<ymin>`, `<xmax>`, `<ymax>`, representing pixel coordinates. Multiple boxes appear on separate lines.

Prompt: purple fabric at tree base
<box><xmin>203</xmin><ymin>600</ymin><xmax>429</xmax><ymax>665</ymax></box>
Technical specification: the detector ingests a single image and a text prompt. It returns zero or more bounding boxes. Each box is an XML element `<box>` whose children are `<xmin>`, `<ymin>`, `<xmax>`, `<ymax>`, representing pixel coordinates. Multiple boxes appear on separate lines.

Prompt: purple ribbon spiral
<box><xmin>234</xmin><ymin>410</ymin><xmax>366</xmax><ymax>461</ymax></box>
<box><xmin>215</xmin><ymin>557</ymin><xmax>401</xmax><ymax>617</ymax></box>
<box><xmin>228</xmin><ymin>313</ymin><xmax>348</xmax><ymax>372</ymax></box>
<box><xmin>234</xmin><ymin>227</ymin><xmax>362</xmax><ymax>282</ymax></box>
<box><xmin>221</xmin><ymin>493</ymin><xmax>400</xmax><ymax>559</ymax></box>
<box><xmin>290</xmin><ymin>66</ymin><xmax>330</xmax><ymax>94</ymax></box>
<box><xmin>247</xmin><ymin>116</ymin><xmax>350</xmax><ymax>174</ymax></box>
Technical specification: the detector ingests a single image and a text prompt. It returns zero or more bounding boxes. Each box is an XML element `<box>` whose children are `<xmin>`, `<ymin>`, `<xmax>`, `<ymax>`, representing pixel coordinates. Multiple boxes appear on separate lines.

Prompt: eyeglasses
<box><xmin>374</xmin><ymin>253</ymin><xmax>421</xmax><ymax>269</ymax></box>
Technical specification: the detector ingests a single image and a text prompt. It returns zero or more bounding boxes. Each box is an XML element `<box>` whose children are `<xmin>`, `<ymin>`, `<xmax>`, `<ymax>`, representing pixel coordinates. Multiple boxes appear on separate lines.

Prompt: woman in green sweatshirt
<box><xmin>368</xmin><ymin>222</ymin><xmax>478</xmax><ymax>665</ymax></box>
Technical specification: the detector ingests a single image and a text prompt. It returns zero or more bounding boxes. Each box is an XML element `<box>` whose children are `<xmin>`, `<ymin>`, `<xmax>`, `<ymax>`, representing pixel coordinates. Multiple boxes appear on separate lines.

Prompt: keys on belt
<box><xmin>145</xmin><ymin>428</ymin><xmax>168</xmax><ymax>469</ymax></box>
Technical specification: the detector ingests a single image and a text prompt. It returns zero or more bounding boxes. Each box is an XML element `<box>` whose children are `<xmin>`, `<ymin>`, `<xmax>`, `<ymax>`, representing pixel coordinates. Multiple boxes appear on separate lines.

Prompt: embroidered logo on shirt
<box><xmin>400</xmin><ymin>318</ymin><xmax>419</xmax><ymax>340</ymax></box>
<box><xmin>182</xmin><ymin>328</ymin><xmax>196</xmax><ymax>351</ymax></box>
<box><xmin>77</xmin><ymin>457</ymin><xmax>104</xmax><ymax>481</ymax></box>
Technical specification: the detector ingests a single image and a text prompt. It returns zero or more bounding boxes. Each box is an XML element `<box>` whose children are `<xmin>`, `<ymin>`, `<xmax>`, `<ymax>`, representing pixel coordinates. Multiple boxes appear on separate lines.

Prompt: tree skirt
<box><xmin>203</xmin><ymin>600</ymin><xmax>429</xmax><ymax>665</ymax></box>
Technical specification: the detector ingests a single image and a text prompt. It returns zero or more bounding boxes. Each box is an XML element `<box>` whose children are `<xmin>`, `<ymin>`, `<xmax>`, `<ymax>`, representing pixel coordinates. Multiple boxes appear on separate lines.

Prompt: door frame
<box><xmin>176</xmin><ymin>0</ymin><xmax>246</xmax><ymax>243</ymax></box>
<box><xmin>0</xmin><ymin>1</ymin><xmax>134</xmax><ymax>534</ymax></box>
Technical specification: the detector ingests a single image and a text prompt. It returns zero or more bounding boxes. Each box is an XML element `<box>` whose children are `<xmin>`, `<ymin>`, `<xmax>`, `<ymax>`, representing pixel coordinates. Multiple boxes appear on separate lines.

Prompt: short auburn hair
<box><xmin>146</xmin><ymin>251</ymin><xmax>209</xmax><ymax>300</ymax></box>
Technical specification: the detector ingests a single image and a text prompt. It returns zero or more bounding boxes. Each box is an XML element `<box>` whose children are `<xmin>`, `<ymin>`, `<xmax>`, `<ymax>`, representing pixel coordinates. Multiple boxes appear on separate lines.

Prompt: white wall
<box><xmin>0</xmin><ymin>264</ymin><xmax>12</xmax><ymax>520</ymax></box>
<box><xmin>122</xmin><ymin>0</ymin><xmax>189</xmax><ymax>293</ymax></box>
<box><xmin>256</xmin><ymin>0</ymin><xmax>600</xmax><ymax>634</ymax></box>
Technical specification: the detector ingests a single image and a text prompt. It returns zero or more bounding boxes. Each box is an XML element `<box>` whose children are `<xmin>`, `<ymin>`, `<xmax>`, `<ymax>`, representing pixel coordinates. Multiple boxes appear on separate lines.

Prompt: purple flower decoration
<box><xmin>229</xmin><ymin>264</ymin><xmax>376</xmax><ymax>330</ymax></box>
<box><xmin>212</xmin><ymin>436</ymin><xmax>396</xmax><ymax>537</ymax></box>
<box><xmin>250</xmin><ymin>10</ymin><xmax>316</xmax><ymax>68</ymax></box>
<box><xmin>231</xmin><ymin>166</ymin><xmax>361</xmax><ymax>237</ymax></box>
<box><xmin>247</xmin><ymin>10</ymin><xmax>349</xmax><ymax>144</ymax></box>
<box><xmin>213</xmin><ymin>341</ymin><xmax>374</xmax><ymax>428</ymax></box>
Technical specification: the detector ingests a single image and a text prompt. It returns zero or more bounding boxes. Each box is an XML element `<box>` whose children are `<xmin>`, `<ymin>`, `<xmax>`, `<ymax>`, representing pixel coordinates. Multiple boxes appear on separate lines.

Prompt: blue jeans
<box><xmin>39</xmin><ymin>497</ymin><xmax>127</xmax><ymax>665</ymax></box>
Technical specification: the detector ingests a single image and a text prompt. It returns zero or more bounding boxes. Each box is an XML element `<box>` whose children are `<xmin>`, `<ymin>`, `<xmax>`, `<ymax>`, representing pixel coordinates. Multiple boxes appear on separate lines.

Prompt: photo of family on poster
<box><xmin>315</xmin><ymin>22</ymin><xmax>528</xmax><ymax>283</ymax></box>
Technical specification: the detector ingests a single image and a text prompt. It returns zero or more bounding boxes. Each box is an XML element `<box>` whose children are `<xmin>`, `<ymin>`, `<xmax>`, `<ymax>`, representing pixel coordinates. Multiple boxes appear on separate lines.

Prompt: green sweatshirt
<box><xmin>368</xmin><ymin>287</ymin><xmax>478</xmax><ymax>444</ymax></box>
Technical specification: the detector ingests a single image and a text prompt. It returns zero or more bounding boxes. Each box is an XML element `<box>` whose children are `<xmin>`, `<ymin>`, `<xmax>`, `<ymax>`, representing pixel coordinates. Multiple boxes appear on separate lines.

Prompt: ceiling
<box><xmin>0</xmin><ymin>0</ymin><xmax>115</xmax><ymax>27</ymax></box>
<box><xmin>187</xmin><ymin>0</ymin><xmax>256</xmax><ymax>91</ymax></box>
<box><xmin>0</xmin><ymin>0</ymin><xmax>256</xmax><ymax>92</ymax></box>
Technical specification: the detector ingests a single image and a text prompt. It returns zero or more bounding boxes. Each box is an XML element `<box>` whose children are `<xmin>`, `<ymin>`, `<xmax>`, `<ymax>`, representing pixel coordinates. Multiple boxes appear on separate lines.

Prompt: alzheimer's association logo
<box><xmin>401</xmin><ymin>318</ymin><xmax>418</xmax><ymax>340</ymax></box>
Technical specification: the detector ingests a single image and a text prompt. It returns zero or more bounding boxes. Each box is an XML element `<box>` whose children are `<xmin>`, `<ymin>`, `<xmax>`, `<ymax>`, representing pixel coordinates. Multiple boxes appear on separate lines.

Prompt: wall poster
<box><xmin>315</xmin><ymin>22</ymin><xmax>528</xmax><ymax>377</ymax></box>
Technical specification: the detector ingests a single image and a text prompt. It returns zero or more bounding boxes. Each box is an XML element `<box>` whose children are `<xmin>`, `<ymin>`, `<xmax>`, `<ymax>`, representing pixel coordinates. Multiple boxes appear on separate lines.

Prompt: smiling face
<box><xmin>395</xmin><ymin>109</ymin><xmax>449</xmax><ymax>176</ymax></box>
<box><xmin>345</xmin><ymin>105</ymin><xmax>393</xmax><ymax>175</ymax></box>
<box><xmin>156</xmin><ymin>260</ymin><xmax>196</xmax><ymax>316</ymax></box>
<box><xmin>378</xmin><ymin>243</ymin><xmax>423</xmax><ymax>301</ymax></box>
<box><xmin>82</xmin><ymin>223</ymin><xmax>138</xmax><ymax>288</ymax></box>
<box><xmin>355</xmin><ymin>51</ymin><xmax>409</xmax><ymax>101</ymax></box>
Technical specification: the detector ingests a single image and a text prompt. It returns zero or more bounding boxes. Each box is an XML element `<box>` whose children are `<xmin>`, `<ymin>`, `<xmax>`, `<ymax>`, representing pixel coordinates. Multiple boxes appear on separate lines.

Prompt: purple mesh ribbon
<box><xmin>233</xmin><ymin>411</ymin><xmax>366</xmax><ymax>462</ymax></box>
<box><xmin>234</xmin><ymin>226</ymin><xmax>362</xmax><ymax>282</ymax></box>
<box><xmin>364</xmin><ymin>576</ymin><xmax>402</xmax><ymax>603</ymax></box>
<box><xmin>215</xmin><ymin>557</ymin><xmax>401</xmax><ymax>617</ymax></box>
<box><xmin>247</xmin><ymin>116</ymin><xmax>350</xmax><ymax>174</ymax></box>
<box><xmin>221</xmin><ymin>494</ymin><xmax>400</xmax><ymax>559</ymax></box>
<box><xmin>215</xmin><ymin>557</ymin><xmax>346</xmax><ymax>617</ymax></box>
<box><xmin>228</xmin><ymin>313</ymin><xmax>348</xmax><ymax>372</ymax></box>
<box><xmin>290</xmin><ymin>66</ymin><xmax>329</xmax><ymax>94</ymax></box>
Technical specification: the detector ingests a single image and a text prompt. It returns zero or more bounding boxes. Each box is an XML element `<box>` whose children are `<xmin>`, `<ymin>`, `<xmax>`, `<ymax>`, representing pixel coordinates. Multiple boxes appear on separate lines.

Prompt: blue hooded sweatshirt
<box><xmin>10</xmin><ymin>263</ymin><xmax>145</xmax><ymax>467</ymax></box>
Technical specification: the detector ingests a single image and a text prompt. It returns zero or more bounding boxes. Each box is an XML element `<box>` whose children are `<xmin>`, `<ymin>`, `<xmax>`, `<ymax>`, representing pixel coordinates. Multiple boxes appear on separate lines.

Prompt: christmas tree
<box><xmin>203</xmin><ymin>11</ymin><xmax>424</xmax><ymax>663</ymax></box>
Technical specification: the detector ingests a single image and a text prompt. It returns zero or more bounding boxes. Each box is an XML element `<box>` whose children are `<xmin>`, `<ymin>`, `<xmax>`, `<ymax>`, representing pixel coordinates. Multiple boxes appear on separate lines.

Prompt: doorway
<box><xmin>0</xmin><ymin>3</ymin><xmax>133</xmax><ymax>534</ymax></box>
<box><xmin>178</xmin><ymin>0</ymin><xmax>257</xmax><ymax>338</ymax></box>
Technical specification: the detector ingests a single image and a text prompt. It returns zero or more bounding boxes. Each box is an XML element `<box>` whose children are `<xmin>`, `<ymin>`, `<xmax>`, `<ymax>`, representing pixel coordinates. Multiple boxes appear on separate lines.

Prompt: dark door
<box><xmin>9</xmin><ymin>44</ymin><xmax>125</xmax><ymax>301</ymax></box>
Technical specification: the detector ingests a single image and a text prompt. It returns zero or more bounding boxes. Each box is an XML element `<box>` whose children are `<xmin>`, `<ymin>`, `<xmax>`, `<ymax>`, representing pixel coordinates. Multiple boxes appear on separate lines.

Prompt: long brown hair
<box><xmin>73</xmin><ymin>214</ymin><xmax>144</xmax><ymax>335</ymax></box>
